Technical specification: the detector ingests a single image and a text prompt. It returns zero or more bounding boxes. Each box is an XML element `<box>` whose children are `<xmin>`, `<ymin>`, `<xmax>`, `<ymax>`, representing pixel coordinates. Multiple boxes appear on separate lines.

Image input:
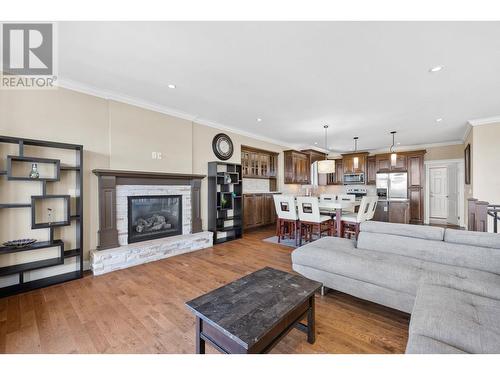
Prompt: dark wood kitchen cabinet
<box><xmin>326</xmin><ymin>159</ymin><xmax>343</xmax><ymax>185</ymax></box>
<box><xmin>284</xmin><ymin>150</ymin><xmax>310</xmax><ymax>184</ymax></box>
<box><xmin>342</xmin><ymin>152</ymin><xmax>368</xmax><ymax>174</ymax></box>
<box><xmin>388</xmin><ymin>201</ymin><xmax>410</xmax><ymax>224</ymax></box>
<box><xmin>375</xmin><ymin>153</ymin><xmax>406</xmax><ymax>172</ymax></box>
<box><xmin>301</xmin><ymin>149</ymin><xmax>327</xmax><ymax>165</ymax></box>
<box><xmin>241</xmin><ymin>146</ymin><xmax>278</xmax><ymax>179</ymax></box>
<box><xmin>367</xmin><ymin>156</ymin><xmax>377</xmax><ymax>185</ymax></box>
<box><xmin>406</xmin><ymin>151</ymin><xmax>425</xmax><ymax>224</ymax></box>
<box><xmin>373</xmin><ymin>200</ymin><xmax>409</xmax><ymax>224</ymax></box>
<box><xmin>243</xmin><ymin>193</ymin><xmax>278</xmax><ymax>230</ymax></box>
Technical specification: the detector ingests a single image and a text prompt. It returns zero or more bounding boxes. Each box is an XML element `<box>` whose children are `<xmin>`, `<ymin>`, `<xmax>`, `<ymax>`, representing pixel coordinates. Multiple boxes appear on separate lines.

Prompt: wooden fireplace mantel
<box><xmin>92</xmin><ymin>169</ymin><xmax>206</xmax><ymax>250</ymax></box>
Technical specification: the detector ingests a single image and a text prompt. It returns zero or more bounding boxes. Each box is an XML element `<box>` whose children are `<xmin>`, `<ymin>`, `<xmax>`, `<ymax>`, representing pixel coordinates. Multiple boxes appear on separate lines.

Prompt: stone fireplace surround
<box><xmin>90</xmin><ymin>169</ymin><xmax>212</xmax><ymax>275</ymax></box>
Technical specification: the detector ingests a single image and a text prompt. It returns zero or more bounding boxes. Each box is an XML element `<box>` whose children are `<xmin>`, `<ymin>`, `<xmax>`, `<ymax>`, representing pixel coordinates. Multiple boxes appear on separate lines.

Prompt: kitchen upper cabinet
<box><xmin>326</xmin><ymin>159</ymin><xmax>343</xmax><ymax>185</ymax></box>
<box><xmin>376</xmin><ymin>154</ymin><xmax>391</xmax><ymax>172</ymax></box>
<box><xmin>342</xmin><ymin>153</ymin><xmax>368</xmax><ymax>174</ymax></box>
<box><xmin>367</xmin><ymin>156</ymin><xmax>377</xmax><ymax>185</ymax></box>
<box><xmin>375</xmin><ymin>153</ymin><xmax>406</xmax><ymax>172</ymax></box>
<box><xmin>407</xmin><ymin>152</ymin><xmax>424</xmax><ymax>187</ymax></box>
<box><xmin>392</xmin><ymin>154</ymin><xmax>407</xmax><ymax>171</ymax></box>
<box><xmin>301</xmin><ymin>149</ymin><xmax>326</xmax><ymax>165</ymax></box>
<box><xmin>241</xmin><ymin>147</ymin><xmax>278</xmax><ymax>179</ymax></box>
<box><xmin>284</xmin><ymin>150</ymin><xmax>310</xmax><ymax>184</ymax></box>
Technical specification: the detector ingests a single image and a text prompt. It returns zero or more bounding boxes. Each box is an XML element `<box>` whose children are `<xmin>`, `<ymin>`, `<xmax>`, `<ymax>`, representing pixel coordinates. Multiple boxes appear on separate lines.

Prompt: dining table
<box><xmin>302</xmin><ymin>198</ymin><xmax>361</xmax><ymax>238</ymax></box>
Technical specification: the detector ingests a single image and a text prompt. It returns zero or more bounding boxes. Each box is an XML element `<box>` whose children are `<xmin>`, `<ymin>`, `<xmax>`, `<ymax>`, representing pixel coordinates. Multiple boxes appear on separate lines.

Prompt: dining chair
<box><xmin>340</xmin><ymin>196</ymin><xmax>378</xmax><ymax>239</ymax></box>
<box><xmin>273</xmin><ymin>195</ymin><xmax>299</xmax><ymax>245</ymax></box>
<box><xmin>296</xmin><ymin>196</ymin><xmax>335</xmax><ymax>245</ymax></box>
<box><xmin>319</xmin><ymin>194</ymin><xmax>337</xmax><ymax>217</ymax></box>
<box><xmin>337</xmin><ymin>194</ymin><xmax>356</xmax><ymax>213</ymax></box>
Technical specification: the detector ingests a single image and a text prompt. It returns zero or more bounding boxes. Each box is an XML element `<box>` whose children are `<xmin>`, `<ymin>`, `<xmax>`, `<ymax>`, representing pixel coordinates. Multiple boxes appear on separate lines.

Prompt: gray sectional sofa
<box><xmin>291</xmin><ymin>221</ymin><xmax>500</xmax><ymax>353</ymax></box>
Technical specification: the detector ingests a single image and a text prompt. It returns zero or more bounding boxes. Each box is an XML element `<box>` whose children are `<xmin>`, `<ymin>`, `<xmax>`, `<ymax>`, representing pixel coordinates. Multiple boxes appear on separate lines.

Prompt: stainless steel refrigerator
<box><xmin>376</xmin><ymin>172</ymin><xmax>408</xmax><ymax>199</ymax></box>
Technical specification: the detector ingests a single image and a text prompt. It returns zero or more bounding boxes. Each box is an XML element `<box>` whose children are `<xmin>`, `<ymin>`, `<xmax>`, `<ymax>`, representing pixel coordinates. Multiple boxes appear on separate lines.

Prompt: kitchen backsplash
<box><xmin>242</xmin><ymin>178</ymin><xmax>271</xmax><ymax>193</ymax></box>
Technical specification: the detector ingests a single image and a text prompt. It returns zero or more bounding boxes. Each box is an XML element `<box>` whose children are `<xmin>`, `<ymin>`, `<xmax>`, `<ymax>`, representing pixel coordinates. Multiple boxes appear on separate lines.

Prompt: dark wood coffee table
<box><xmin>185</xmin><ymin>267</ymin><xmax>322</xmax><ymax>354</ymax></box>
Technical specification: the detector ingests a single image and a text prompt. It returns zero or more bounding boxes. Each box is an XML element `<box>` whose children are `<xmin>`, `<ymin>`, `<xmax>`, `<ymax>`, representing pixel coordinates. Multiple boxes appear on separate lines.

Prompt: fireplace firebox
<box><xmin>127</xmin><ymin>195</ymin><xmax>182</xmax><ymax>244</ymax></box>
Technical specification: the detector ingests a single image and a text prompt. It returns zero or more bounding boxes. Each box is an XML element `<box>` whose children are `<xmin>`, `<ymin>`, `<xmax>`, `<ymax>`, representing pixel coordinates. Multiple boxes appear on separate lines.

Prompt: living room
<box><xmin>1</xmin><ymin>1</ymin><xmax>500</xmax><ymax>374</ymax></box>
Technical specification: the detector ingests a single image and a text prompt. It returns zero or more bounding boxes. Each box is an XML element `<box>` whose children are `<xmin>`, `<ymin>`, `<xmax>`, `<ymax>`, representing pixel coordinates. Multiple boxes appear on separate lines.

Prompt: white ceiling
<box><xmin>58</xmin><ymin>21</ymin><xmax>500</xmax><ymax>152</ymax></box>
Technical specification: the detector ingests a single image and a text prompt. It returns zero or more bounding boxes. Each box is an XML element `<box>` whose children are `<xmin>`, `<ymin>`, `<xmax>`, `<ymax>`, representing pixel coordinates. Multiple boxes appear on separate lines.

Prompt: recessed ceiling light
<box><xmin>397</xmin><ymin>142</ymin><xmax>401</xmax><ymax>145</ymax></box>
<box><xmin>436</xmin><ymin>118</ymin><xmax>443</xmax><ymax>122</ymax></box>
<box><xmin>167</xmin><ymin>84</ymin><xmax>176</xmax><ymax>89</ymax></box>
<box><xmin>314</xmin><ymin>142</ymin><xmax>318</xmax><ymax>145</ymax></box>
<box><xmin>256</xmin><ymin>118</ymin><xmax>262</xmax><ymax>122</ymax></box>
<box><xmin>429</xmin><ymin>66</ymin><xmax>444</xmax><ymax>73</ymax></box>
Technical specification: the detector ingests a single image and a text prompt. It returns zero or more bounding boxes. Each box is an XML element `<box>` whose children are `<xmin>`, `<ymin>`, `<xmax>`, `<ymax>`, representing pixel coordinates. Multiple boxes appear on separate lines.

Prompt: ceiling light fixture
<box><xmin>167</xmin><ymin>84</ymin><xmax>176</xmax><ymax>89</ymax></box>
<box><xmin>390</xmin><ymin>131</ymin><xmax>398</xmax><ymax>167</ymax></box>
<box><xmin>317</xmin><ymin>125</ymin><xmax>336</xmax><ymax>174</ymax></box>
<box><xmin>429</xmin><ymin>66</ymin><xmax>444</xmax><ymax>73</ymax></box>
<box><xmin>353</xmin><ymin>137</ymin><xmax>360</xmax><ymax>170</ymax></box>
<box><xmin>256</xmin><ymin>118</ymin><xmax>262</xmax><ymax>122</ymax></box>
<box><xmin>436</xmin><ymin>118</ymin><xmax>443</xmax><ymax>122</ymax></box>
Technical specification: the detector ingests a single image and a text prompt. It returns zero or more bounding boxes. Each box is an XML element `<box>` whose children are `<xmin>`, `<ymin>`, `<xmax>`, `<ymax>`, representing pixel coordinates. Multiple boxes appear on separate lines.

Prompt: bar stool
<box><xmin>337</xmin><ymin>194</ymin><xmax>356</xmax><ymax>213</ymax></box>
<box><xmin>273</xmin><ymin>195</ymin><xmax>299</xmax><ymax>245</ymax></box>
<box><xmin>296</xmin><ymin>196</ymin><xmax>335</xmax><ymax>245</ymax></box>
<box><xmin>341</xmin><ymin>196</ymin><xmax>378</xmax><ymax>239</ymax></box>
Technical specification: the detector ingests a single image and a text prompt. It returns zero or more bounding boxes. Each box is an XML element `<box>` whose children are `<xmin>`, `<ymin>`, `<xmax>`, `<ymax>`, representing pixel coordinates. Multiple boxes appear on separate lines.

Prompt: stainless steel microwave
<box><xmin>343</xmin><ymin>173</ymin><xmax>365</xmax><ymax>185</ymax></box>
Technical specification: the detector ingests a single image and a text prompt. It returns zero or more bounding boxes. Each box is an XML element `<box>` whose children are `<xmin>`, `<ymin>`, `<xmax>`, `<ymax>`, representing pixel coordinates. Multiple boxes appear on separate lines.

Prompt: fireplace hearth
<box><xmin>127</xmin><ymin>195</ymin><xmax>182</xmax><ymax>244</ymax></box>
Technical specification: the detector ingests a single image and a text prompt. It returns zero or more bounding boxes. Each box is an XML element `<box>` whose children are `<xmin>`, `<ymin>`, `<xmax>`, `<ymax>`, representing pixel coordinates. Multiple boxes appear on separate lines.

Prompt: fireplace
<box><xmin>127</xmin><ymin>195</ymin><xmax>182</xmax><ymax>244</ymax></box>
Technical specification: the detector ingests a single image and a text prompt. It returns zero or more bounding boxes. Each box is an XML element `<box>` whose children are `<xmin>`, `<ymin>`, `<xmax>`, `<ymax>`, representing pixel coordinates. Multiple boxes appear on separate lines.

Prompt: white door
<box><xmin>429</xmin><ymin>167</ymin><xmax>448</xmax><ymax>219</ymax></box>
<box><xmin>447</xmin><ymin>164</ymin><xmax>459</xmax><ymax>225</ymax></box>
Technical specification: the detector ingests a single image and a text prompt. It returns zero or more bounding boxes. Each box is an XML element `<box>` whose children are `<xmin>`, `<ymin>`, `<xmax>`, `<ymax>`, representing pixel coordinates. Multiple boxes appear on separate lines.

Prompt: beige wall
<box><xmin>471</xmin><ymin>123</ymin><xmax>500</xmax><ymax>204</ymax></box>
<box><xmin>191</xmin><ymin>122</ymin><xmax>287</xmax><ymax>229</ymax></box>
<box><xmin>0</xmin><ymin>88</ymin><xmax>110</xmax><ymax>268</ymax></box>
<box><xmin>108</xmin><ymin>100</ymin><xmax>193</xmax><ymax>173</ymax></box>
<box><xmin>425</xmin><ymin>144</ymin><xmax>464</xmax><ymax>161</ymax></box>
<box><xmin>0</xmin><ymin>87</ymin><xmax>290</xmax><ymax>265</ymax></box>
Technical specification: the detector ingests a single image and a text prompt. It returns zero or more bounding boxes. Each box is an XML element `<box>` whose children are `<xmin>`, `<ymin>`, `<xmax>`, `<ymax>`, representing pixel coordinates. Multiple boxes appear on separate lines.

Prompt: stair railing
<box><xmin>487</xmin><ymin>204</ymin><xmax>500</xmax><ymax>233</ymax></box>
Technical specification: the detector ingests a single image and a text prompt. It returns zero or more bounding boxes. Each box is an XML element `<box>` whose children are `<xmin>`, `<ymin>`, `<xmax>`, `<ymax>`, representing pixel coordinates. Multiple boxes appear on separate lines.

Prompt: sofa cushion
<box><xmin>291</xmin><ymin>236</ymin><xmax>421</xmax><ymax>296</ymax></box>
<box><xmin>357</xmin><ymin>231</ymin><xmax>500</xmax><ymax>275</ymax></box>
<box><xmin>360</xmin><ymin>221</ymin><xmax>444</xmax><ymax>241</ymax></box>
<box><xmin>445</xmin><ymin>228</ymin><xmax>500</xmax><ymax>249</ymax></box>
<box><xmin>292</xmin><ymin>236</ymin><xmax>500</xmax><ymax>297</ymax></box>
<box><xmin>408</xmin><ymin>282</ymin><xmax>500</xmax><ymax>353</ymax></box>
<box><xmin>406</xmin><ymin>334</ymin><xmax>467</xmax><ymax>354</ymax></box>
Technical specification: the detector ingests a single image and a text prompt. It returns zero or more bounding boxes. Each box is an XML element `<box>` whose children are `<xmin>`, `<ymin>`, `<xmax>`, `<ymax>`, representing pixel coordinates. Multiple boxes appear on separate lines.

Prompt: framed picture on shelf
<box><xmin>464</xmin><ymin>144</ymin><xmax>471</xmax><ymax>184</ymax></box>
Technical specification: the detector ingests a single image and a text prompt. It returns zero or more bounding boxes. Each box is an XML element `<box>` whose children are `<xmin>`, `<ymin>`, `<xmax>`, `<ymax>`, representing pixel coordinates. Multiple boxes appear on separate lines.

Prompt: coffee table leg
<box><xmin>307</xmin><ymin>295</ymin><xmax>316</xmax><ymax>344</ymax></box>
<box><xmin>196</xmin><ymin>317</ymin><xmax>206</xmax><ymax>354</ymax></box>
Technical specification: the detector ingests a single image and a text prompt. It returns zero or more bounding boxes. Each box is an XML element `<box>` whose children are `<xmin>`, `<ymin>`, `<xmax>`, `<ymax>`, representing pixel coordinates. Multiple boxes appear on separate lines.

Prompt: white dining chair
<box><xmin>319</xmin><ymin>194</ymin><xmax>337</xmax><ymax>217</ymax></box>
<box><xmin>340</xmin><ymin>196</ymin><xmax>378</xmax><ymax>239</ymax></box>
<box><xmin>273</xmin><ymin>195</ymin><xmax>299</xmax><ymax>244</ymax></box>
<box><xmin>337</xmin><ymin>194</ymin><xmax>356</xmax><ymax>213</ymax></box>
<box><xmin>296</xmin><ymin>196</ymin><xmax>334</xmax><ymax>245</ymax></box>
<box><xmin>319</xmin><ymin>194</ymin><xmax>337</xmax><ymax>203</ymax></box>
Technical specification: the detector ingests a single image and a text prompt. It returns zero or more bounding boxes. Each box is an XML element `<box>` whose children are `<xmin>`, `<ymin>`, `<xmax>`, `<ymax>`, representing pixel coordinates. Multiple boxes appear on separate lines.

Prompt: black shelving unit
<box><xmin>208</xmin><ymin>162</ymin><xmax>243</xmax><ymax>244</ymax></box>
<box><xmin>0</xmin><ymin>135</ymin><xmax>83</xmax><ymax>297</ymax></box>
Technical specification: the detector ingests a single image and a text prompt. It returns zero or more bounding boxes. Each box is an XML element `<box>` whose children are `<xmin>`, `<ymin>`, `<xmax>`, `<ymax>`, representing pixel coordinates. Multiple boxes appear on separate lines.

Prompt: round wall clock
<box><xmin>212</xmin><ymin>133</ymin><xmax>234</xmax><ymax>160</ymax></box>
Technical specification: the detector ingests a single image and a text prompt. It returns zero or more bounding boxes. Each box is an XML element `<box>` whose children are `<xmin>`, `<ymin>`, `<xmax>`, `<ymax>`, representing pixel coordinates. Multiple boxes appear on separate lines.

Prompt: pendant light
<box><xmin>390</xmin><ymin>131</ymin><xmax>397</xmax><ymax>167</ymax></box>
<box><xmin>353</xmin><ymin>137</ymin><xmax>359</xmax><ymax>170</ymax></box>
<box><xmin>317</xmin><ymin>125</ymin><xmax>336</xmax><ymax>174</ymax></box>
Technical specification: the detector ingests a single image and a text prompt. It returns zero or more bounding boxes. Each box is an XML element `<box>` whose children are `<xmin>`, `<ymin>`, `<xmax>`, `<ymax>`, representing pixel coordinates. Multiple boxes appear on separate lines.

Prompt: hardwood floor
<box><xmin>0</xmin><ymin>226</ymin><xmax>410</xmax><ymax>354</ymax></box>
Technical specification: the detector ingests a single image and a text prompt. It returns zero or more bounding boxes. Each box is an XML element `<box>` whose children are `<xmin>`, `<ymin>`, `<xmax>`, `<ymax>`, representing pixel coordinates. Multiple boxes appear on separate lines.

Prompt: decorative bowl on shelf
<box><xmin>2</xmin><ymin>239</ymin><xmax>37</xmax><ymax>248</ymax></box>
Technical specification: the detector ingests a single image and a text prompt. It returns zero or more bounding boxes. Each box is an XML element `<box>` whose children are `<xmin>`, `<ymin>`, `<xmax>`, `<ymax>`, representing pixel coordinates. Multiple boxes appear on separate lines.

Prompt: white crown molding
<box><xmin>57</xmin><ymin>78</ymin><xmax>298</xmax><ymax>150</ymax></box>
<box><xmin>463</xmin><ymin>123</ymin><xmax>472</xmax><ymax>142</ymax></box>
<box><xmin>325</xmin><ymin>140</ymin><xmax>464</xmax><ymax>155</ymax></box>
<box><xmin>468</xmin><ymin>115</ymin><xmax>500</xmax><ymax>127</ymax></box>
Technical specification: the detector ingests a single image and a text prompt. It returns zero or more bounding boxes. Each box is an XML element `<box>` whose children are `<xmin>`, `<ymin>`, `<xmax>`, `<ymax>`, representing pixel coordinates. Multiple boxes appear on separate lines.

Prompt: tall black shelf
<box><xmin>0</xmin><ymin>135</ymin><xmax>84</xmax><ymax>298</ymax></box>
<box><xmin>208</xmin><ymin>162</ymin><xmax>243</xmax><ymax>244</ymax></box>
